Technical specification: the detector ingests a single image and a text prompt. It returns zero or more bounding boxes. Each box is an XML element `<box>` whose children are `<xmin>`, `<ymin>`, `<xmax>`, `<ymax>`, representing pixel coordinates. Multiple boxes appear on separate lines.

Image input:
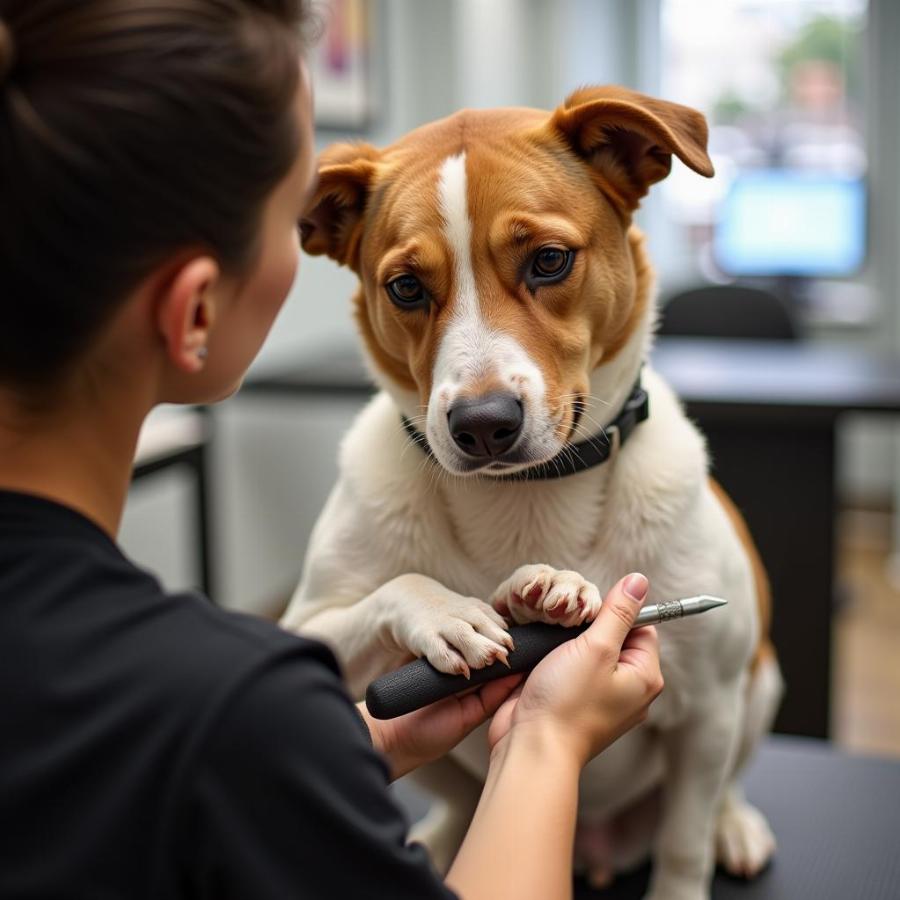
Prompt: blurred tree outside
<box><xmin>777</xmin><ymin>14</ymin><xmax>863</xmax><ymax>106</ymax></box>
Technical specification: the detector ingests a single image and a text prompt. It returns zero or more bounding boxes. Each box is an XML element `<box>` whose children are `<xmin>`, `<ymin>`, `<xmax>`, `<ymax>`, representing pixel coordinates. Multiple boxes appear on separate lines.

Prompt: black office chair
<box><xmin>657</xmin><ymin>284</ymin><xmax>800</xmax><ymax>341</ymax></box>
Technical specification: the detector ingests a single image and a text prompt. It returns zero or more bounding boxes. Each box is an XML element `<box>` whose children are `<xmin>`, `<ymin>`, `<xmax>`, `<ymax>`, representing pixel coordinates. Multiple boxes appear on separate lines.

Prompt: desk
<box><xmin>654</xmin><ymin>339</ymin><xmax>900</xmax><ymax>739</ymax></box>
<box><xmin>243</xmin><ymin>338</ymin><xmax>900</xmax><ymax>738</ymax></box>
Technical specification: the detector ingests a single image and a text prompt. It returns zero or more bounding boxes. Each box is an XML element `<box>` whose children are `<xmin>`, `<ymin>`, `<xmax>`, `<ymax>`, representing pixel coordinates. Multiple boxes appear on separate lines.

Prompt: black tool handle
<box><xmin>365</xmin><ymin>621</ymin><xmax>590</xmax><ymax>719</ymax></box>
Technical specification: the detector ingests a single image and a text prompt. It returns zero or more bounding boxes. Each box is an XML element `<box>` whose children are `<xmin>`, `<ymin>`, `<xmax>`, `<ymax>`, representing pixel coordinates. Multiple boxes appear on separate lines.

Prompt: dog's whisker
<box><xmin>551</xmin><ymin>452</ymin><xmax>564</xmax><ymax>480</ymax></box>
<box><xmin>546</xmin><ymin>392</ymin><xmax>618</xmax><ymax>443</ymax></box>
<box><xmin>552</xmin><ymin>391</ymin><xmax>612</xmax><ymax>408</ymax></box>
<box><xmin>562</xmin><ymin>416</ymin><xmax>607</xmax><ymax>446</ymax></box>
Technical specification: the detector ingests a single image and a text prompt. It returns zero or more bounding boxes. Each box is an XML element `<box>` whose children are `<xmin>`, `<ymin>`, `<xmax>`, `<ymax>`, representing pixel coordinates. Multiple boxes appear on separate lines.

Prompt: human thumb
<box><xmin>584</xmin><ymin>572</ymin><xmax>649</xmax><ymax>653</ymax></box>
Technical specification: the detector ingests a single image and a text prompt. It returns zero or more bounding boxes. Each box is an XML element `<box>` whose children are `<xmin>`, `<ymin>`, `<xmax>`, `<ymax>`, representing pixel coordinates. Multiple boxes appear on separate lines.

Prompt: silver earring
<box><xmin>196</xmin><ymin>347</ymin><xmax>208</xmax><ymax>361</ymax></box>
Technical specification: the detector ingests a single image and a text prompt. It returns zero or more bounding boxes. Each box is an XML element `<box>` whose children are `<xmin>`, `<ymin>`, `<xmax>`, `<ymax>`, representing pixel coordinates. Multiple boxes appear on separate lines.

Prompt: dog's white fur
<box><xmin>283</xmin><ymin>149</ymin><xmax>782</xmax><ymax>900</ymax></box>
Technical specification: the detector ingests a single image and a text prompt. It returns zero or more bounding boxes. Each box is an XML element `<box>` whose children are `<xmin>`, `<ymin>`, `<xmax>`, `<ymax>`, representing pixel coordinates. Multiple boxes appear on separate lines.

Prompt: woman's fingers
<box><xmin>487</xmin><ymin>681</ymin><xmax>525</xmax><ymax>749</ymax></box>
<box><xmin>619</xmin><ymin>625</ymin><xmax>664</xmax><ymax>701</ymax></box>
<box><xmin>473</xmin><ymin>673</ymin><xmax>525</xmax><ymax>715</ymax></box>
<box><xmin>454</xmin><ymin>673</ymin><xmax>524</xmax><ymax>730</ymax></box>
<box><xmin>581</xmin><ymin>573</ymin><xmax>662</xmax><ymax>703</ymax></box>
<box><xmin>582</xmin><ymin>572</ymin><xmax>649</xmax><ymax>657</ymax></box>
<box><xmin>620</xmin><ymin>625</ymin><xmax>659</xmax><ymax>657</ymax></box>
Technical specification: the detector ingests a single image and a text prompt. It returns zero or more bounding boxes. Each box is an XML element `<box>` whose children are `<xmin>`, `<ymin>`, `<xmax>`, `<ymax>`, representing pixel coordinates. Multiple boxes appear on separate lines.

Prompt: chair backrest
<box><xmin>657</xmin><ymin>284</ymin><xmax>799</xmax><ymax>341</ymax></box>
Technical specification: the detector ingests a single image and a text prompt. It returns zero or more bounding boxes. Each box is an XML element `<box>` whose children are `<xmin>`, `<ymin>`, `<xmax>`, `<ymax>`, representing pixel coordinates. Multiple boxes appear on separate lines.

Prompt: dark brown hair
<box><xmin>0</xmin><ymin>0</ymin><xmax>316</xmax><ymax>388</ymax></box>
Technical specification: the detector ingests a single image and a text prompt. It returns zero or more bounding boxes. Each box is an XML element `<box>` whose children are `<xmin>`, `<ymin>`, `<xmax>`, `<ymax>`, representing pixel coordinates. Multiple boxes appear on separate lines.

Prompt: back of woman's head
<box><xmin>0</xmin><ymin>0</ymin><xmax>315</xmax><ymax>389</ymax></box>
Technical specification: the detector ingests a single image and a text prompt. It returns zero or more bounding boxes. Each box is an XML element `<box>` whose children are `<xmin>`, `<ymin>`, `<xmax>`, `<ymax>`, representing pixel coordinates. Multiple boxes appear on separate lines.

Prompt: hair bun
<box><xmin>0</xmin><ymin>19</ymin><xmax>15</xmax><ymax>84</ymax></box>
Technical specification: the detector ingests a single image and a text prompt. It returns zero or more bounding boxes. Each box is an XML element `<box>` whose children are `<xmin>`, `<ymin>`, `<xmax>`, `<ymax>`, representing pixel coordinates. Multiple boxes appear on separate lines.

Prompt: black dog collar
<box><xmin>401</xmin><ymin>375</ymin><xmax>649</xmax><ymax>481</ymax></box>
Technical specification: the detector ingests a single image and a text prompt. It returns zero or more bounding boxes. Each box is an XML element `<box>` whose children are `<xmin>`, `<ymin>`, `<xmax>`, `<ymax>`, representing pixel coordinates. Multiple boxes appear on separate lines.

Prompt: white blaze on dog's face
<box><xmin>301</xmin><ymin>86</ymin><xmax>713</xmax><ymax>475</ymax></box>
<box><xmin>426</xmin><ymin>150</ymin><xmax>565</xmax><ymax>474</ymax></box>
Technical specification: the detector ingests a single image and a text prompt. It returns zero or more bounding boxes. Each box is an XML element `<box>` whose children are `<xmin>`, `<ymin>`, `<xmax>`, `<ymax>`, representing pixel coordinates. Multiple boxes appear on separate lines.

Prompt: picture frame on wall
<box><xmin>309</xmin><ymin>0</ymin><xmax>374</xmax><ymax>131</ymax></box>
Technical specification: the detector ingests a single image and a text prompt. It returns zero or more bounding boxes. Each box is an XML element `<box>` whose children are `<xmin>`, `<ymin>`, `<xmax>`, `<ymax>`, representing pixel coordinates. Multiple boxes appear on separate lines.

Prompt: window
<box><xmin>656</xmin><ymin>0</ymin><xmax>868</xmax><ymax>311</ymax></box>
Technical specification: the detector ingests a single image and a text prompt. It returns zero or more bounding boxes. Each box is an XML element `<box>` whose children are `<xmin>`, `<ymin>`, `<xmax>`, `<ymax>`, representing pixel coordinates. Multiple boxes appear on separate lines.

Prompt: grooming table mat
<box><xmin>393</xmin><ymin>735</ymin><xmax>900</xmax><ymax>899</ymax></box>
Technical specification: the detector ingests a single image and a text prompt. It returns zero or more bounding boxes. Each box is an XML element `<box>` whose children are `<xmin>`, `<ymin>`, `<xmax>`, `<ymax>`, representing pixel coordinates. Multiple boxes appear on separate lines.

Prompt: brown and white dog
<box><xmin>282</xmin><ymin>86</ymin><xmax>783</xmax><ymax>900</ymax></box>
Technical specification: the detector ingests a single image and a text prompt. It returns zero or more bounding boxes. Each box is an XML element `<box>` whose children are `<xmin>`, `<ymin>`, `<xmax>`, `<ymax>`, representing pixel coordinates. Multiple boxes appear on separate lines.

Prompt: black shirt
<box><xmin>0</xmin><ymin>490</ymin><xmax>456</xmax><ymax>899</ymax></box>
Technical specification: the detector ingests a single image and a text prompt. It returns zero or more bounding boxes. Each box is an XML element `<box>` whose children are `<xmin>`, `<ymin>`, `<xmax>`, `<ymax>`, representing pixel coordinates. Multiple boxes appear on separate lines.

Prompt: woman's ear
<box><xmin>299</xmin><ymin>141</ymin><xmax>380</xmax><ymax>271</ymax></box>
<box><xmin>156</xmin><ymin>256</ymin><xmax>220</xmax><ymax>374</ymax></box>
<box><xmin>548</xmin><ymin>85</ymin><xmax>714</xmax><ymax>212</ymax></box>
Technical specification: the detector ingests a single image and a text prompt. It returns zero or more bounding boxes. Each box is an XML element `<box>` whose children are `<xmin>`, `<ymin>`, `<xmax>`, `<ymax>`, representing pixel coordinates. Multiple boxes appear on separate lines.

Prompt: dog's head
<box><xmin>301</xmin><ymin>86</ymin><xmax>713</xmax><ymax>476</ymax></box>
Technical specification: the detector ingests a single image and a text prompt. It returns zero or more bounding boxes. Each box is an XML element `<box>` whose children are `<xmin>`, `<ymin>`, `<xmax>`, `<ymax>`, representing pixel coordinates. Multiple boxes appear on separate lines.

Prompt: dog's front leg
<box><xmin>644</xmin><ymin>693</ymin><xmax>743</xmax><ymax>900</ymax></box>
<box><xmin>286</xmin><ymin>574</ymin><xmax>514</xmax><ymax>699</ymax></box>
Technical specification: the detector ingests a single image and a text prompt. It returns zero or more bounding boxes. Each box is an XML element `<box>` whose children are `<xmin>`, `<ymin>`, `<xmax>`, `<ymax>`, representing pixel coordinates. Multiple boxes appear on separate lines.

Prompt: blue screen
<box><xmin>714</xmin><ymin>170</ymin><xmax>866</xmax><ymax>278</ymax></box>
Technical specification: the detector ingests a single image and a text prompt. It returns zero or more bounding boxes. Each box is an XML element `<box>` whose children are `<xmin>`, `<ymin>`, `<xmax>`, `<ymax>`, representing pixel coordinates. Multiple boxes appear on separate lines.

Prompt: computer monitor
<box><xmin>713</xmin><ymin>170</ymin><xmax>867</xmax><ymax>278</ymax></box>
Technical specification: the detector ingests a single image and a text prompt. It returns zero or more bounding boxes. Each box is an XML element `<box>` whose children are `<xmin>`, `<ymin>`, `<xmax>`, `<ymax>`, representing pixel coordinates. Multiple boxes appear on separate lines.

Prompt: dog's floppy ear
<box><xmin>300</xmin><ymin>142</ymin><xmax>380</xmax><ymax>269</ymax></box>
<box><xmin>550</xmin><ymin>85</ymin><xmax>714</xmax><ymax>211</ymax></box>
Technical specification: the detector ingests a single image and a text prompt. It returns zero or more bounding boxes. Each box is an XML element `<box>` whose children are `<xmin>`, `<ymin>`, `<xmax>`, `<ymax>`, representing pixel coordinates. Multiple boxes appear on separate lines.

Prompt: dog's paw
<box><xmin>399</xmin><ymin>593</ymin><xmax>514</xmax><ymax>678</ymax></box>
<box><xmin>491</xmin><ymin>564</ymin><xmax>602</xmax><ymax>627</ymax></box>
<box><xmin>715</xmin><ymin>798</ymin><xmax>776</xmax><ymax>878</ymax></box>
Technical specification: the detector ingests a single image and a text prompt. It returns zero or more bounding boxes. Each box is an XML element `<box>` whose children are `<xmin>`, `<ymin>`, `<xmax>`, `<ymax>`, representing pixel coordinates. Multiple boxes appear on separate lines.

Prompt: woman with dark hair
<box><xmin>0</xmin><ymin>2</ymin><xmax>663</xmax><ymax>898</ymax></box>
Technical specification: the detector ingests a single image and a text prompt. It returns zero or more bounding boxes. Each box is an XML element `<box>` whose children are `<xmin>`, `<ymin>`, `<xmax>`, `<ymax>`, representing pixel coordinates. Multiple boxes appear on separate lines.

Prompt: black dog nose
<box><xmin>448</xmin><ymin>393</ymin><xmax>524</xmax><ymax>458</ymax></box>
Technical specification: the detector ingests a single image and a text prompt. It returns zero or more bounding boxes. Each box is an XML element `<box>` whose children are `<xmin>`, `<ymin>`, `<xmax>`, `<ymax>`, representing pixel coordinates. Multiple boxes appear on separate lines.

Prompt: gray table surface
<box><xmin>393</xmin><ymin>736</ymin><xmax>900</xmax><ymax>899</ymax></box>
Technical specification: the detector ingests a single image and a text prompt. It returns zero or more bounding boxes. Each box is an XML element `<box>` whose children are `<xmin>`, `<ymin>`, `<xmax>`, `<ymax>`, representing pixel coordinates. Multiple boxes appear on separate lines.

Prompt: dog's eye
<box><xmin>534</xmin><ymin>248</ymin><xmax>568</xmax><ymax>276</ymax></box>
<box><xmin>386</xmin><ymin>274</ymin><xmax>429</xmax><ymax>309</ymax></box>
<box><xmin>528</xmin><ymin>247</ymin><xmax>574</xmax><ymax>288</ymax></box>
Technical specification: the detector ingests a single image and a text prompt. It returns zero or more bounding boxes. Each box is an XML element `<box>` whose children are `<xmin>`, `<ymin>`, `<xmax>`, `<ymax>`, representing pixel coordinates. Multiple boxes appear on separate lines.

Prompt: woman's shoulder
<box><xmin>0</xmin><ymin>486</ymin><xmax>345</xmax><ymax>744</ymax></box>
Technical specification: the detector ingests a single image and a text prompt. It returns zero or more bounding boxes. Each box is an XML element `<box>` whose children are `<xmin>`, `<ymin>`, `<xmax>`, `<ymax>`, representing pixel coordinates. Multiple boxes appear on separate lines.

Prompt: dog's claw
<box><xmin>493</xmin><ymin>648</ymin><xmax>510</xmax><ymax>668</ymax></box>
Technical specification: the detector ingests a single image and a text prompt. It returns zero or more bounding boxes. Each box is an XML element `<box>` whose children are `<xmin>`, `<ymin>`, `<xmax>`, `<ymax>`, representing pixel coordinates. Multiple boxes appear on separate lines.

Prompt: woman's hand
<box><xmin>358</xmin><ymin>673</ymin><xmax>524</xmax><ymax>781</ymax></box>
<box><xmin>487</xmin><ymin>572</ymin><xmax>664</xmax><ymax>766</ymax></box>
<box><xmin>446</xmin><ymin>573</ymin><xmax>663</xmax><ymax>900</ymax></box>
